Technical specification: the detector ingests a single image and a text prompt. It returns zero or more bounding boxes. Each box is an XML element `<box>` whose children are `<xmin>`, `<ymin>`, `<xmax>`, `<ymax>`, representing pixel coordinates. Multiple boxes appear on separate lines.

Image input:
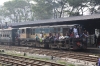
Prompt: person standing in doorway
<box><xmin>73</xmin><ymin>26</ymin><xmax>78</xmax><ymax>38</ymax></box>
<box><xmin>95</xmin><ymin>29</ymin><xmax>100</xmax><ymax>47</ymax></box>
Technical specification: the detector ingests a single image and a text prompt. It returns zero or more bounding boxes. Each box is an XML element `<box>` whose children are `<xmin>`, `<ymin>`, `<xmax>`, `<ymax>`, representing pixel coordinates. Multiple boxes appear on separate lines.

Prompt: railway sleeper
<box><xmin>0</xmin><ymin>62</ymin><xmax>12</xmax><ymax>66</ymax></box>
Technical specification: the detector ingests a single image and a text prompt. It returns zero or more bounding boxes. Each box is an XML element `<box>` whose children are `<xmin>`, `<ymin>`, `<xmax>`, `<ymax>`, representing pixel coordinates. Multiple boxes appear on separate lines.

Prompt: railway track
<box><xmin>0</xmin><ymin>45</ymin><xmax>99</xmax><ymax>66</ymax></box>
<box><xmin>0</xmin><ymin>53</ymin><xmax>64</xmax><ymax>66</ymax></box>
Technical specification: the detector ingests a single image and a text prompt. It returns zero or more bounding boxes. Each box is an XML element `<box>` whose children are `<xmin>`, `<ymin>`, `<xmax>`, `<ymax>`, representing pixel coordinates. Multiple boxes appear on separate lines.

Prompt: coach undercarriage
<box><xmin>11</xmin><ymin>37</ymin><xmax>87</xmax><ymax>50</ymax></box>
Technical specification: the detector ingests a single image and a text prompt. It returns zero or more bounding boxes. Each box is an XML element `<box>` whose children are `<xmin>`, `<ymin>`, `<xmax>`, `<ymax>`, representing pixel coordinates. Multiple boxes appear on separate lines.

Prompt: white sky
<box><xmin>0</xmin><ymin>0</ymin><xmax>11</xmax><ymax>5</ymax></box>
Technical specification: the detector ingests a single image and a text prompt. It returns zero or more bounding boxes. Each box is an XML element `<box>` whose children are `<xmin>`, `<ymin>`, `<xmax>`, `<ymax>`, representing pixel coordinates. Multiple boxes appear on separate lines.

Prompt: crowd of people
<box><xmin>35</xmin><ymin>26</ymin><xmax>89</xmax><ymax>42</ymax></box>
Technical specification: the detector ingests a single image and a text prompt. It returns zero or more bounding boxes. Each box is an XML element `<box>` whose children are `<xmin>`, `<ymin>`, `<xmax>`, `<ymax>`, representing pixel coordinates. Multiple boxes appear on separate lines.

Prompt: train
<box><xmin>0</xmin><ymin>24</ymin><xmax>87</xmax><ymax>50</ymax></box>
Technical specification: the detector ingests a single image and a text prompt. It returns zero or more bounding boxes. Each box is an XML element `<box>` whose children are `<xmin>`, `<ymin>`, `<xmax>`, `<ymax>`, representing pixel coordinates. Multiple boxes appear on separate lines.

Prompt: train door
<box><xmin>26</xmin><ymin>28</ymin><xmax>30</xmax><ymax>38</ymax></box>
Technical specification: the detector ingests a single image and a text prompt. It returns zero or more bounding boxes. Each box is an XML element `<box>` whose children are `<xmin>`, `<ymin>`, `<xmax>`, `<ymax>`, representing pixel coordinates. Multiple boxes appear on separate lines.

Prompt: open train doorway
<box><xmin>82</xmin><ymin>21</ymin><xmax>100</xmax><ymax>48</ymax></box>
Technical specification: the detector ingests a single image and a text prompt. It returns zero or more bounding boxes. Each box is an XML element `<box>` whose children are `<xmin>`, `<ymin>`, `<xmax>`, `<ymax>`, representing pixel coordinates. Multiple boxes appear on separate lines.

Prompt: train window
<box><xmin>3</xmin><ymin>34</ymin><xmax>5</xmax><ymax>37</ymax></box>
<box><xmin>30</xmin><ymin>29</ymin><xmax>32</xmax><ymax>35</ymax></box>
<box><xmin>53</xmin><ymin>28</ymin><xmax>59</xmax><ymax>33</ymax></box>
<box><xmin>22</xmin><ymin>29</ymin><xmax>25</xmax><ymax>33</ymax></box>
<box><xmin>60</xmin><ymin>28</ymin><xmax>63</xmax><ymax>32</ymax></box>
<box><xmin>26</xmin><ymin>29</ymin><xmax>30</xmax><ymax>34</ymax></box>
<box><xmin>5</xmin><ymin>35</ymin><xmax>6</xmax><ymax>37</ymax></box>
<box><xmin>19</xmin><ymin>30</ymin><xmax>22</xmax><ymax>34</ymax></box>
<box><xmin>63</xmin><ymin>28</ymin><xmax>70</xmax><ymax>36</ymax></box>
<box><xmin>31</xmin><ymin>29</ymin><xmax>35</xmax><ymax>35</ymax></box>
<box><xmin>54</xmin><ymin>28</ymin><xmax>56</xmax><ymax>33</ymax></box>
<box><xmin>7</xmin><ymin>35</ymin><xmax>9</xmax><ymax>37</ymax></box>
<box><xmin>1</xmin><ymin>34</ymin><xmax>2</xmax><ymax>37</ymax></box>
<box><xmin>57</xmin><ymin>28</ymin><xmax>60</xmax><ymax>32</ymax></box>
<box><xmin>20</xmin><ymin>30</ymin><xmax>22</xmax><ymax>34</ymax></box>
<box><xmin>43</xmin><ymin>28</ymin><xmax>49</xmax><ymax>33</ymax></box>
<box><xmin>32</xmin><ymin>29</ymin><xmax>35</xmax><ymax>35</ymax></box>
<box><xmin>35</xmin><ymin>28</ymin><xmax>40</xmax><ymax>33</ymax></box>
<box><xmin>50</xmin><ymin>28</ymin><xmax>54</xmax><ymax>33</ymax></box>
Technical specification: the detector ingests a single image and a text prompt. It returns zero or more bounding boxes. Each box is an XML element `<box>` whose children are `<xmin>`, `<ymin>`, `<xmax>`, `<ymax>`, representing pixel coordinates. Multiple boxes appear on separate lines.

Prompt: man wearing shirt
<box><xmin>73</xmin><ymin>26</ymin><xmax>78</xmax><ymax>38</ymax></box>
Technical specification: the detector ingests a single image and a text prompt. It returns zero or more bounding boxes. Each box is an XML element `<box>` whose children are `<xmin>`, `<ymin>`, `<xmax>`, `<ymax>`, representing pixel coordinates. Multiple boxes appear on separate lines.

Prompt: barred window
<box><xmin>22</xmin><ymin>29</ymin><xmax>25</xmax><ymax>33</ymax></box>
<box><xmin>31</xmin><ymin>29</ymin><xmax>35</xmax><ymax>35</ymax></box>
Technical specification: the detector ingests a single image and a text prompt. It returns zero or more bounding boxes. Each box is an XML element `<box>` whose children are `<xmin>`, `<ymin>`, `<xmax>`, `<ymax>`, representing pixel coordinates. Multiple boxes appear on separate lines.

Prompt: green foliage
<box><xmin>67</xmin><ymin>0</ymin><xmax>84</xmax><ymax>7</ymax></box>
<box><xmin>94</xmin><ymin>0</ymin><xmax>100</xmax><ymax>5</ymax></box>
<box><xmin>68</xmin><ymin>64</ymin><xmax>75</xmax><ymax>66</ymax></box>
<box><xmin>3</xmin><ymin>0</ymin><xmax>31</xmax><ymax>22</ymax></box>
<box><xmin>32</xmin><ymin>0</ymin><xmax>54</xmax><ymax>20</ymax></box>
<box><xmin>57</xmin><ymin>61</ymin><xmax>67</xmax><ymax>65</ymax></box>
<box><xmin>69</xmin><ymin>12</ymin><xmax>80</xmax><ymax>16</ymax></box>
<box><xmin>0</xmin><ymin>0</ymin><xmax>100</xmax><ymax>23</ymax></box>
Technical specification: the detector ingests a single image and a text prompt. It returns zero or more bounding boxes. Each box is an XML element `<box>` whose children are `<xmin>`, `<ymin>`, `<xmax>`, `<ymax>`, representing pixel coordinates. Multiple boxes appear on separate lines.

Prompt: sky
<box><xmin>0</xmin><ymin>0</ymin><xmax>11</xmax><ymax>5</ymax></box>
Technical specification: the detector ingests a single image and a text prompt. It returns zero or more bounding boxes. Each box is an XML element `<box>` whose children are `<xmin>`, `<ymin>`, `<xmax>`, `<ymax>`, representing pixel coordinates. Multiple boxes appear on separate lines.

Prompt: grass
<box><xmin>57</xmin><ymin>60</ymin><xmax>67</xmax><ymax>65</ymax></box>
<box><xmin>67</xmin><ymin>64</ymin><xmax>75</xmax><ymax>66</ymax></box>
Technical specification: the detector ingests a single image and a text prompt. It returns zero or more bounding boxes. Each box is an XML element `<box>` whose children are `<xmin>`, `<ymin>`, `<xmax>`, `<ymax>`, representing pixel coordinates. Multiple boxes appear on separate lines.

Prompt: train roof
<box><xmin>6</xmin><ymin>14</ymin><xmax>100</xmax><ymax>27</ymax></box>
<box><xmin>0</xmin><ymin>27</ymin><xmax>17</xmax><ymax>31</ymax></box>
<box><xmin>19</xmin><ymin>24</ymin><xmax>78</xmax><ymax>29</ymax></box>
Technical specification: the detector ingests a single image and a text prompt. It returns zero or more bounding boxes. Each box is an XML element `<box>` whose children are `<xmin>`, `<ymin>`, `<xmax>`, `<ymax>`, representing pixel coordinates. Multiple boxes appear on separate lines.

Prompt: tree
<box><xmin>89</xmin><ymin>0</ymin><xmax>100</xmax><ymax>14</ymax></box>
<box><xmin>4</xmin><ymin>0</ymin><xmax>31</xmax><ymax>22</ymax></box>
<box><xmin>67</xmin><ymin>0</ymin><xmax>90</xmax><ymax>16</ymax></box>
<box><xmin>1</xmin><ymin>0</ymin><xmax>100</xmax><ymax>23</ymax></box>
<box><xmin>51</xmin><ymin>0</ymin><xmax>89</xmax><ymax>18</ymax></box>
<box><xmin>0</xmin><ymin>6</ymin><xmax>4</xmax><ymax>23</ymax></box>
<box><xmin>32</xmin><ymin>0</ymin><xmax>54</xmax><ymax>20</ymax></box>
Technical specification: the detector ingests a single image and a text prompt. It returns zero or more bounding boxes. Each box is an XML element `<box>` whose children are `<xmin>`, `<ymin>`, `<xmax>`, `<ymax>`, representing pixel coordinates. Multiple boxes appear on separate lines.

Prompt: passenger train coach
<box><xmin>0</xmin><ymin>24</ymin><xmax>87</xmax><ymax>50</ymax></box>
